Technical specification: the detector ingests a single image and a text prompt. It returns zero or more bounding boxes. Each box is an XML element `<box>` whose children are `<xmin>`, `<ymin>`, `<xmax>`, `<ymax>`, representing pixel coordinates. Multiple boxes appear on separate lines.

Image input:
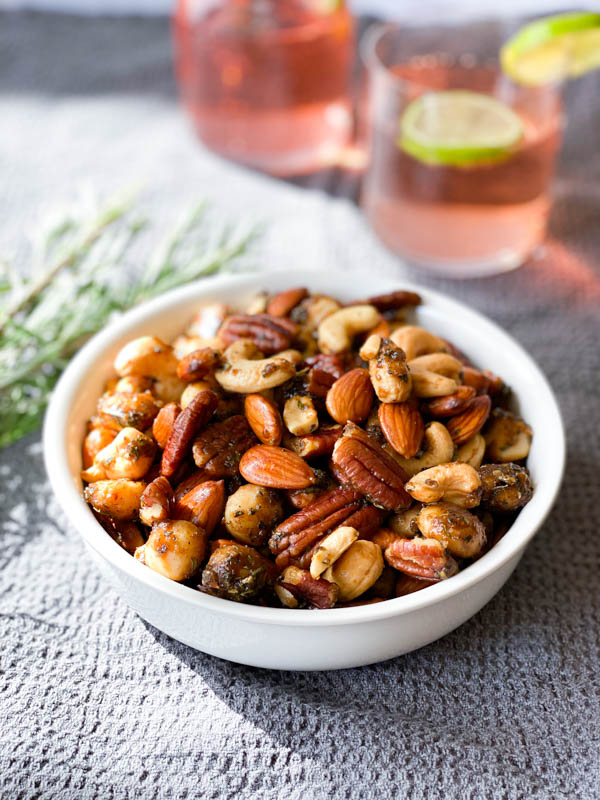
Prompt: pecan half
<box><xmin>364</xmin><ymin>290</ymin><xmax>422</xmax><ymax>312</ymax></box>
<box><xmin>174</xmin><ymin>479</ymin><xmax>226</xmax><ymax>534</ymax></box>
<box><xmin>219</xmin><ymin>313</ymin><xmax>297</xmax><ymax>354</ymax></box>
<box><xmin>303</xmin><ymin>353</ymin><xmax>345</xmax><ymax>381</ymax></box>
<box><xmin>161</xmin><ymin>390</ymin><xmax>219</xmax><ymax>479</ymax></box>
<box><xmin>385</xmin><ymin>538</ymin><xmax>459</xmax><ymax>580</ymax></box>
<box><xmin>277</xmin><ymin>566</ymin><xmax>339</xmax><ymax>609</ymax></box>
<box><xmin>139</xmin><ymin>476</ymin><xmax>172</xmax><ymax>527</ymax></box>
<box><xmin>192</xmin><ymin>414</ymin><xmax>257</xmax><ymax>477</ymax></box>
<box><xmin>295</xmin><ymin>504</ymin><xmax>385</xmax><ymax>569</ymax></box>
<box><xmin>176</xmin><ymin>348</ymin><xmax>221</xmax><ymax>382</ymax></box>
<box><xmin>331</xmin><ymin>423</ymin><xmax>412</xmax><ymax>511</ymax></box>
<box><xmin>306</xmin><ymin>367</ymin><xmax>336</xmax><ymax>398</ymax></box>
<box><xmin>269</xmin><ymin>487</ymin><xmax>363</xmax><ymax>568</ymax></box>
<box><xmin>266</xmin><ymin>287</ymin><xmax>308</xmax><ymax>318</ymax></box>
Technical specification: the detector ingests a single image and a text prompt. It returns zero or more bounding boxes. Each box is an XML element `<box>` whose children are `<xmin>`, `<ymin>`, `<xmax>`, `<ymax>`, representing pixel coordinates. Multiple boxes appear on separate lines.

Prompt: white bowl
<box><xmin>44</xmin><ymin>271</ymin><xmax>565</xmax><ymax>670</ymax></box>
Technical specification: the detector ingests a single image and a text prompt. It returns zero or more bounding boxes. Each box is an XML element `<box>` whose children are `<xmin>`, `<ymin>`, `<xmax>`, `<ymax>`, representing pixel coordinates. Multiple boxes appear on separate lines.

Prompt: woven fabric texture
<box><xmin>0</xmin><ymin>13</ymin><xmax>599</xmax><ymax>800</ymax></box>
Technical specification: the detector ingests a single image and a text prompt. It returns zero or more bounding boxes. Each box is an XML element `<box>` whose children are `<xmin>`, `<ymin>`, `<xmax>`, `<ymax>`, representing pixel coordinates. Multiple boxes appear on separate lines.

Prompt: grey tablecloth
<box><xmin>1</xmin><ymin>12</ymin><xmax>599</xmax><ymax>800</ymax></box>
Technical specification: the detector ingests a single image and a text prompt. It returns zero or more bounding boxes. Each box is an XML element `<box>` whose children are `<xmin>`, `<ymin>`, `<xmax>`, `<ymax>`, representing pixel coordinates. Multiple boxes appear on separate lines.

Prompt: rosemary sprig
<box><xmin>0</xmin><ymin>195</ymin><xmax>258</xmax><ymax>449</ymax></box>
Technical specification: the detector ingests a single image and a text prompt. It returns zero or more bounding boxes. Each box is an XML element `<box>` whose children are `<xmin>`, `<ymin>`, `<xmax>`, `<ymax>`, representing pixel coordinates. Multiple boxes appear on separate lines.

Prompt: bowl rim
<box><xmin>44</xmin><ymin>270</ymin><xmax>566</xmax><ymax>628</ymax></box>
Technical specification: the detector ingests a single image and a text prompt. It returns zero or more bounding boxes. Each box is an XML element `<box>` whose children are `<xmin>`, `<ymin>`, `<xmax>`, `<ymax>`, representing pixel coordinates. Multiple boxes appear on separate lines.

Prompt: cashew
<box><xmin>152</xmin><ymin>375</ymin><xmax>187</xmax><ymax>404</ymax></box>
<box><xmin>484</xmin><ymin>409</ymin><xmax>533</xmax><ymax>462</ymax></box>
<box><xmin>417</xmin><ymin>502</ymin><xmax>487</xmax><ymax>558</ymax></box>
<box><xmin>135</xmin><ymin>520</ymin><xmax>206</xmax><ymax>582</ymax></box>
<box><xmin>410</xmin><ymin>371</ymin><xmax>458</xmax><ymax>398</ymax></box>
<box><xmin>283</xmin><ymin>395</ymin><xmax>319</xmax><ymax>436</ymax></box>
<box><xmin>215</xmin><ymin>339</ymin><xmax>296</xmax><ymax>393</ymax></box>
<box><xmin>303</xmin><ymin>295</ymin><xmax>342</xmax><ymax>329</ymax></box>
<box><xmin>456</xmin><ymin>434</ymin><xmax>486</xmax><ymax>469</ymax></box>
<box><xmin>359</xmin><ymin>334</ymin><xmax>412</xmax><ymax>403</ymax></box>
<box><xmin>277</xmin><ymin>349</ymin><xmax>303</xmax><ymax>365</ymax></box>
<box><xmin>310</xmin><ymin>526</ymin><xmax>359</xmax><ymax>579</ymax></box>
<box><xmin>388</xmin><ymin>506</ymin><xmax>422</xmax><ymax>537</ymax></box>
<box><xmin>224</xmin><ymin>483</ymin><xmax>283</xmax><ymax>546</ymax></box>
<box><xmin>114</xmin><ymin>336</ymin><xmax>178</xmax><ymax>379</ymax></box>
<box><xmin>181</xmin><ymin>380</ymin><xmax>217</xmax><ymax>409</ymax></box>
<box><xmin>84</xmin><ymin>479</ymin><xmax>146</xmax><ymax>520</ymax></box>
<box><xmin>317</xmin><ymin>305</ymin><xmax>380</xmax><ymax>354</ymax></box>
<box><xmin>394</xmin><ymin>421</ymin><xmax>454</xmax><ymax>477</ymax></box>
<box><xmin>408</xmin><ymin>353</ymin><xmax>463</xmax><ymax>379</ymax></box>
<box><xmin>323</xmin><ymin>540</ymin><xmax>384</xmax><ymax>602</ymax></box>
<box><xmin>114</xmin><ymin>376</ymin><xmax>153</xmax><ymax>394</ymax></box>
<box><xmin>390</xmin><ymin>326</ymin><xmax>448</xmax><ymax>361</ymax></box>
<box><xmin>186</xmin><ymin>303</ymin><xmax>229</xmax><ymax>338</ymax></box>
<box><xmin>405</xmin><ymin>462</ymin><xmax>482</xmax><ymax>508</ymax></box>
<box><xmin>82</xmin><ymin>427</ymin><xmax>155</xmax><ymax>481</ymax></box>
<box><xmin>173</xmin><ymin>335</ymin><xmax>223</xmax><ymax>360</ymax></box>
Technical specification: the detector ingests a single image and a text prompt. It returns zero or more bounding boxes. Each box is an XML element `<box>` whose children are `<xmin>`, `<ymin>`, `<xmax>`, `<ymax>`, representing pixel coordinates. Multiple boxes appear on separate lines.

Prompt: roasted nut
<box><xmin>224</xmin><ymin>483</ymin><xmax>283</xmax><ymax>546</ymax></box>
<box><xmin>323</xmin><ymin>540</ymin><xmax>383</xmax><ymax>602</ymax></box>
<box><xmin>283</xmin><ymin>395</ymin><xmax>319</xmax><ymax>436</ymax></box>
<box><xmin>82</xmin><ymin>427</ymin><xmax>117</xmax><ymax>468</ymax></box>
<box><xmin>152</xmin><ymin>402</ymin><xmax>181</xmax><ymax>449</ymax></box>
<box><xmin>393</xmin><ymin>421</ymin><xmax>455</xmax><ymax>477</ymax></box>
<box><xmin>417</xmin><ymin>503</ymin><xmax>487</xmax><ymax>558</ymax></box>
<box><xmin>174</xmin><ymin>479</ymin><xmax>226</xmax><ymax>534</ymax></box>
<box><xmin>462</xmin><ymin>366</ymin><xmax>490</xmax><ymax>394</ymax></box>
<box><xmin>218</xmin><ymin>313</ymin><xmax>297</xmax><ymax>354</ymax></box>
<box><xmin>83</xmin><ymin>427</ymin><xmax>156</xmax><ymax>481</ymax></box>
<box><xmin>388</xmin><ymin>506</ymin><xmax>422</xmax><ymax>538</ymax></box>
<box><xmin>140</xmin><ymin>476</ymin><xmax>172</xmax><ymax>527</ymax></box>
<box><xmin>332</xmin><ymin>423</ymin><xmax>412</xmax><ymax>511</ymax></box>
<box><xmin>318</xmin><ymin>305</ymin><xmax>381</xmax><ymax>354</ymax></box>
<box><xmin>202</xmin><ymin>541</ymin><xmax>273</xmax><ymax>601</ymax></box>
<box><xmin>385</xmin><ymin>538</ymin><xmax>459</xmax><ymax>581</ymax></box>
<box><xmin>96</xmin><ymin>391</ymin><xmax>160</xmax><ymax>432</ymax></box>
<box><xmin>395</xmin><ymin>574</ymin><xmax>437</xmax><ymax>596</ymax></box>
<box><xmin>152</xmin><ymin>375</ymin><xmax>187</xmax><ymax>404</ymax></box>
<box><xmin>239</xmin><ymin>445</ymin><xmax>316</xmax><ymax>489</ymax></box>
<box><xmin>408</xmin><ymin>353</ymin><xmax>463</xmax><ymax>380</ymax></box>
<box><xmin>422</xmin><ymin>386</ymin><xmax>477</xmax><ymax>418</ymax></box>
<box><xmin>244</xmin><ymin>393</ymin><xmax>283</xmax><ymax>446</ymax></box>
<box><xmin>84</xmin><ymin>479</ymin><xmax>146</xmax><ymax>520</ymax></box>
<box><xmin>456</xmin><ymin>434</ymin><xmax>486</xmax><ymax>469</ymax></box>
<box><xmin>215</xmin><ymin>339</ymin><xmax>296</xmax><ymax>393</ymax></box>
<box><xmin>310</xmin><ymin>525</ymin><xmax>359</xmax><ymax>578</ymax></box>
<box><xmin>285</xmin><ymin>426</ymin><xmax>342</xmax><ymax>460</ymax></box>
<box><xmin>298</xmin><ymin>295</ymin><xmax>342</xmax><ymax>330</ymax></box>
<box><xmin>306</xmin><ymin>367</ymin><xmax>336</xmax><ymax>398</ymax></box>
<box><xmin>187</xmin><ymin>303</ymin><xmax>229</xmax><ymax>338</ymax></box>
<box><xmin>180</xmin><ymin>380</ymin><xmax>217</xmax><ymax>409</ymax></box>
<box><xmin>371</xmin><ymin>528</ymin><xmax>404</xmax><ymax>550</ymax></box>
<box><xmin>192</xmin><ymin>414</ymin><xmax>257</xmax><ymax>477</ymax></box>
<box><xmin>360</xmin><ymin>335</ymin><xmax>412</xmax><ymax>403</ymax></box>
<box><xmin>135</xmin><ymin>520</ymin><xmax>206</xmax><ymax>581</ymax></box>
<box><xmin>479</xmin><ymin>463</ymin><xmax>534</xmax><ymax>512</ymax></box>
<box><xmin>390</xmin><ymin>326</ymin><xmax>447</xmax><ymax>361</ymax></box>
<box><xmin>114</xmin><ymin>376</ymin><xmax>153</xmax><ymax>394</ymax></box>
<box><xmin>177</xmin><ymin>348</ymin><xmax>221</xmax><ymax>382</ymax></box>
<box><xmin>378</xmin><ymin>402</ymin><xmax>424</xmax><ymax>458</ymax></box>
<box><xmin>114</xmin><ymin>336</ymin><xmax>178</xmax><ymax>379</ymax></box>
<box><xmin>482</xmin><ymin>369</ymin><xmax>506</xmax><ymax>397</ymax></box>
<box><xmin>161</xmin><ymin>390</ymin><xmax>219</xmax><ymax>478</ymax></box>
<box><xmin>365</xmin><ymin>564</ymin><xmax>397</xmax><ymax>598</ymax></box>
<box><xmin>303</xmin><ymin>353</ymin><xmax>345</xmax><ymax>380</ymax></box>
<box><xmin>173</xmin><ymin>469</ymin><xmax>212</xmax><ymax>502</ymax></box>
<box><xmin>410</xmin><ymin>371</ymin><xmax>459</xmax><ymax>399</ymax></box>
<box><xmin>269</xmin><ymin>487</ymin><xmax>363</xmax><ymax>564</ymax></box>
<box><xmin>484</xmin><ymin>409</ymin><xmax>533</xmax><ymax>462</ymax></box>
<box><xmin>325</xmin><ymin>368</ymin><xmax>374</xmax><ymax>425</ymax></box>
<box><xmin>446</xmin><ymin>395</ymin><xmax>491</xmax><ymax>446</ymax></box>
<box><xmin>266</xmin><ymin>287</ymin><xmax>308</xmax><ymax>317</ymax></box>
<box><xmin>244</xmin><ymin>293</ymin><xmax>268</xmax><ymax>315</ymax></box>
<box><xmin>405</xmin><ymin>462</ymin><xmax>482</xmax><ymax>508</ymax></box>
<box><xmin>277</xmin><ymin>566</ymin><xmax>339</xmax><ymax>609</ymax></box>
<box><xmin>365</xmin><ymin>290</ymin><xmax>422</xmax><ymax>312</ymax></box>
<box><xmin>94</xmin><ymin>513</ymin><xmax>145</xmax><ymax>555</ymax></box>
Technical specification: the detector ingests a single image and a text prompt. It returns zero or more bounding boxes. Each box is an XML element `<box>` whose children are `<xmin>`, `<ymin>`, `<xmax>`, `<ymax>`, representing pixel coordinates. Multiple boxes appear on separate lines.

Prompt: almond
<box><xmin>266</xmin><ymin>287</ymin><xmax>308</xmax><ymax>317</ymax></box>
<box><xmin>173</xmin><ymin>479</ymin><xmax>226</xmax><ymax>535</ymax></box>
<box><xmin>422</xmin><ymin>385</ymin><xmax>476</xmax><ymax>418</ymax></box>
<box><xmin>446</xmin><ymin>394</ymin><xmax>492</xmax><ymax>446</ymax></box>
<box><xmin>378</xmin><ymin>402</ymin><xmax>424</xmax><ymax>458</ymax></box>
<box><xmin>325</xmin><ymin>368</ymin><xmax>374</xmax><ymax>425</ymax></box>
<box><xmin>239</xmin><ymin>445</ymin><xmax>316</xmax><ymax>489</ymax></box>
<box><xmin>244</xmin><ymin>393</ymin><xmax>283</xmax><ymax>446</ymax></box>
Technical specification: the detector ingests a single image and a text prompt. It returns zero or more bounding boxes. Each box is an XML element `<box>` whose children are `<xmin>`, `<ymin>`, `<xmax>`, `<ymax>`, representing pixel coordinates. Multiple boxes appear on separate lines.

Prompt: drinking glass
<box><xmin>360</xmin><ymin>22</ymin><xmax>564</xmax><ymax>277</ymax></box>
<box><xmin>173</xmin><ymin>0</ymin><xmax>354</xmax><ymax>176</ymax></box>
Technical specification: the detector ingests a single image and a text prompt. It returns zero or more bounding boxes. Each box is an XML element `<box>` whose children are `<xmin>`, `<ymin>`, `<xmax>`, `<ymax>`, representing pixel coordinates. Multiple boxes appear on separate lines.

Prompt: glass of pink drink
<box><xmin>361</xmin><ymin>23</ymin><xmax>564</xmax><ymax>277</ymax></box>
<box><xmin>173</xmin><ymin>0</ymin><xmax>354</xmax><ymax>177</ymax></box>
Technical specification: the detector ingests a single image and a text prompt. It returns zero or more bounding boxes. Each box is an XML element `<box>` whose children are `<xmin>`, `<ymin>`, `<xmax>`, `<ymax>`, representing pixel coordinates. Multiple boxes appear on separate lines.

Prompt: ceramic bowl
<box><xmin>44</xmin><ymin>271</ymin><xmax>565</xmax><ymax>670</ymax></box>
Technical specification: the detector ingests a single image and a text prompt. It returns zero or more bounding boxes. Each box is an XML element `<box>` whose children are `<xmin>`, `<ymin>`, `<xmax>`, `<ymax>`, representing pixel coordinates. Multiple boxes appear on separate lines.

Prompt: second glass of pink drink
<box><xmin>361</xmin><ymin>23</ymin><xmax>564</xmax><ymax>277</ymax></box>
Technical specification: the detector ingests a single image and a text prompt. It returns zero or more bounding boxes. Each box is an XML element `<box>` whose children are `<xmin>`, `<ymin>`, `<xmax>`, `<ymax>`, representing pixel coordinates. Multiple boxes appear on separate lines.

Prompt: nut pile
<box><xmin>81</xmin><ymin>286</ymin><xmax>534</xmax><ymax>609</ymax></box>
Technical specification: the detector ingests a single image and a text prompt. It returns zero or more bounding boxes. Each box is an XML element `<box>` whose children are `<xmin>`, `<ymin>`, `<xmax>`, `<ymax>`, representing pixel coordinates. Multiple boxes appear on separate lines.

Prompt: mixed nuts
<box><xmin>81</xmin><ymin>286</ymin><xmax>534</xmax><ymax>609</ymax></box>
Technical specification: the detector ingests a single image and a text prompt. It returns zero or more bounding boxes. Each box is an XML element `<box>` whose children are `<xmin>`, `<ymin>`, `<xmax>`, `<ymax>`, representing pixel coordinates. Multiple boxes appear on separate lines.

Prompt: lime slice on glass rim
<box><xmin>398</xmin><ymin>90</ymin><xmax>524</xmax><ymax>168</ymax></box>
<box><xmin>501</xmin><ymin>11</ymin><xmax>600</xmax><ymax>86</ymax></box>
